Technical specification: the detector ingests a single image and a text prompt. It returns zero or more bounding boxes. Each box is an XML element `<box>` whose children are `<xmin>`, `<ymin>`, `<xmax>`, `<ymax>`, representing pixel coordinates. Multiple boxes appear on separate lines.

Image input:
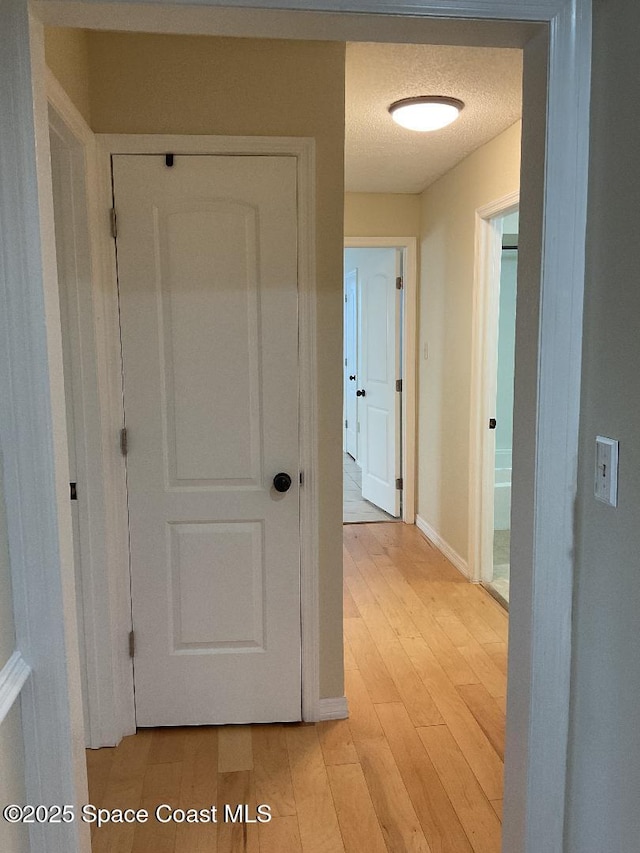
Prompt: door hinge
<box><xmin>120</xmin><ymin>427</ymin><xmax>128</xmax><ymax>456</ymax></box>
<box><xmin>396</xmin><ymin>379</ymin><xmax>402</xmax><ymax>392</ymax></box>
<box><xmin>345</xmin><ymin>294</ymin><xmax>348</xmax><ymax>303</ymax></box>
<box><xmin>299</xmin><ymin>471</ymin><xmax>304</xmax><ymax>486</ymax></box>
<box><xmin>396</xmin><ymin>477</ymin><xmax>403</xmax><ymax>490</ymax></box>
<box><xmin>396</xmin><ymin>276</ymin><xmax>403</xmax><ymax>290</ymax></box>
<box><xmin>110</xmin><ymin>208</ymin><xmax>118</xmax><ymax>239</ymax></box>
<box><xmin>128</xmin><ymin>630</ymin><xmax>135</xmax><ymax>658</ymax></box>
<box><xmin>345</xmin><ymin>419</ymin><xmax>348</xmax><ymax>429</ymax></box>
<box><xmin>70</xmin><ymin>482</ymin><xmax>78</xmax><ymax>501</ymax></box>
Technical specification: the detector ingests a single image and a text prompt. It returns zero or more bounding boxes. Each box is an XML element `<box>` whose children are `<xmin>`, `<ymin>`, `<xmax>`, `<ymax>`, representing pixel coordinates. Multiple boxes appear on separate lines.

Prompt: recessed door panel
<box><xmin>159</xmin><ymin>203</ymin><xmax>262</xmax><ymax>486</ymax></box>
<box><xmin>366</xmin><ymin>274</ymin><xmax>390</xmax><ymax>383</ymax></box>
<box><xmin>170</xmin><ymin>521</ymin><xmax>264</xmax><ymax>650</ymax></box>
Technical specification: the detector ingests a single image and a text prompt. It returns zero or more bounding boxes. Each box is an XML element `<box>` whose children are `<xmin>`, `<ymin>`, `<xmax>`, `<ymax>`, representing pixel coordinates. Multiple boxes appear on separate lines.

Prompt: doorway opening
<box><xmin>486</xmin><ymin>210</ymin><xmax>519</xmax><ymax>605</ymax></box>
<box><xmin>343</xmin><ymin>245</ymin><xmax>403</xmax><ymax>523</ymax></box>
<box><xmin>469</xmin><ymin>193</ymin><xmax>519</xmax><ymax>607</ymax></box>
<box><xmin>27</xmin><ymin>5</ymin><xmax>592</xmax><ymax>844</ymax></box>
<box><xmin>342</xmin><ymin>237</ymin><xmax>417</xmax><ymax>526</ymax></box>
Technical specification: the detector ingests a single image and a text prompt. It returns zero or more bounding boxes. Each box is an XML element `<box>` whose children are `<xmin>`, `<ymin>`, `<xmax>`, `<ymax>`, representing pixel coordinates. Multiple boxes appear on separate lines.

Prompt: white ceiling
<box><xmin>345</xmin><ymin>42</ymin><xmax>523</xmax><ymax>195</ymax></box>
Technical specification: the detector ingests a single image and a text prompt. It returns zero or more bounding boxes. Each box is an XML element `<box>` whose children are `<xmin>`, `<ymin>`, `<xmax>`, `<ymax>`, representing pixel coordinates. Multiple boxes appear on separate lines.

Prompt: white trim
<box><xmin>344</xmin><ymin>236</ymin><xmax>417</xmax><ymax>524</ymax></box>
<box><xmin>317</xmin><ymin>696</ymin><xmax>349</xmax><ymax>721</ymax></box>
<box><xmin>469</xmin><ymin>191</ymin><xmax>519</xmax><ymax>585</ymax></box>
<box><xmin>14</xmin><ymin>4</ymin><xmax>591</xmax><ymax>852</ymax></box>
<box><xmin>0</xmin><ymin>652</ymin><xmax>31</xmax><ymax>725</ymax></box>
<box><xmin>47</xmin><ymin>71</ymin><xmax>135</xmax><ymax>748</ymax></box>
<box><xmin>505</xmin><ymin>9</ymin><xmax>591</xmax><ymax>851</ymax></box>
<box><xmin>415</xmin><ymin>515</ymin><xmax>470</xmax><ymax>580</ymax></box>
<box><xmin>96</xmin><ymin>133</ymin><xmax>321</xmax><ymax>726</ymax></box>
<box><xmin>31</xmin><ymin>0</ymin><xmax>570</xmax><ymax>32</ymax></box>
<box><xmin>0</xmin><ymin>10</ymin><xmax>90</xmax><ymax>851</ymax></box>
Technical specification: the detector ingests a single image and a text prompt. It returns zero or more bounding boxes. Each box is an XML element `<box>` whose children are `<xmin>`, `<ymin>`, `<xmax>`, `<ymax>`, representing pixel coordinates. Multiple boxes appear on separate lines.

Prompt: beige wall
<box><xmin>52</xmin><ymin>31</ymin><xmax>346</xmax><ymax>700</ymax></box>
<box><xmin>418</xmin><ymin>121</ymin><xmax>521</xmax><ymax>562</ymax></box>
<box><xmin>566</xmin><ymin>0</ymin><xmax>640</xmax><ymax>848</ymax></box>
<box><xmin>44</xmin><ymin>28</ymin><xmax>91</xmax><ymax>124</ymax></box>
<box><xmin>344</xmin><ymin>192</ymin><xmax>421</xmax><ymax>237</ymax></box>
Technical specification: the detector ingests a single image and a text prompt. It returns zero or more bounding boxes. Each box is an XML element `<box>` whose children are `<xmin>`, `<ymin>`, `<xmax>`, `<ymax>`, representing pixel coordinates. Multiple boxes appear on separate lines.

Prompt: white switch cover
<box><xmin>595</xmin><ymin>435</ymin><xmax>619</xmax><ymax>506</ymax></box>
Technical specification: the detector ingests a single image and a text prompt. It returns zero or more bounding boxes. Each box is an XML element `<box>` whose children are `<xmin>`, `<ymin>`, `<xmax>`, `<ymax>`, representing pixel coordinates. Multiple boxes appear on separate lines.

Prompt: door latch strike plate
<box><xmin>396</xmin><ymin>478</ymin><xmax>403</xmax><ymax>490</ymax></box>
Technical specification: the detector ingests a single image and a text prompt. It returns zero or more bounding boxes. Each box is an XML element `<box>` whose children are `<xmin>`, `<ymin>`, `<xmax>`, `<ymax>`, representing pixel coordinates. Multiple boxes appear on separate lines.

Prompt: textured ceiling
<box><xmin>345</xmin><ymin>42</ymin><xmax>523</xmax><ymax>194</ymax></box>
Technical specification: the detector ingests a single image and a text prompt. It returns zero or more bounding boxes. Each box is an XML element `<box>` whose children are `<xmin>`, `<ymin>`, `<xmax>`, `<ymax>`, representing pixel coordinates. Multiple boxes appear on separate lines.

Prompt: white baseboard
<box><xmin>0</xmin><ymin>650</ymin><xmax>31</xmax><ymax>724</ymax></box>
<box><xmin>415</xmin><ymin>515</ymin><xmax>470</xmax><ymax>579</ymax></box>
<box><xmin>316</xmin><ymin>696</ymin><xmax>349</xmax><ymax>721</ymax></box>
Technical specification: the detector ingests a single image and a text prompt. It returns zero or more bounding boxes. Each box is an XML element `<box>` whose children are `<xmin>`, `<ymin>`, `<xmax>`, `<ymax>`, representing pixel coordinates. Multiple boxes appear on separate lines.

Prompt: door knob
<box><xmin>489</xmin><ymin>418</ymin><xmax>497</xmax><ymax>429</ymax></box>
<box><xmin>356</xmin><ymin>389</ymin><xmax>366</xmax><ymax>397</ymax></box>
<box><xmin>273</xmin><ymin>472</ymin><xmax>292</xmax><ymax>493</ymax></box>
<box><xmin>349</xmin><ymin>375</ymin><xmax>356</xmax><ymax>381</ymax></box>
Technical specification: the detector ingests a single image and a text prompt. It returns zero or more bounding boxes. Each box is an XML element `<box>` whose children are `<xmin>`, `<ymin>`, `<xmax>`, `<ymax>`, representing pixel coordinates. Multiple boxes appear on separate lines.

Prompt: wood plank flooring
<box><xmin>86</xmin><ymin>523</ymin><xmax>508</xmax><ymax>853</ymax></box>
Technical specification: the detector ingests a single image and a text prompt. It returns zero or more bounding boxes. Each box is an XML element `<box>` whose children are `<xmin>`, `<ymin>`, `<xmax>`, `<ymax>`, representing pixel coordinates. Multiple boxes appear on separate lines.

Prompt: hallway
<box><xmin>86</xmin><ymin>523</ymin><xmax>507</xmax><ymax>852</ymax></box>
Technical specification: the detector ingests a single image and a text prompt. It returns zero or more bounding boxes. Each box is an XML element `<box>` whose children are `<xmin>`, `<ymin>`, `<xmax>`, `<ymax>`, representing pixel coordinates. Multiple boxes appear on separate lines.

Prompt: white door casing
<box><xmin>49</xmin><ymin>129</ymin><xmax>91</xmax><ymax>742</ymax></box>
<box><xmin>344</xmin><ymin>268</ymin><xmax>358</xmax><ymax>459</ymax></box>
<box><xmin>113</xmin><ymin>154</ymin><xmax>302</xmax><ymax>725</ymax></box>
<box><xmin>469</xmin><ymin>191</ymin><xmax>520</xmax><ymax>586</ymax></box>
<box><xmin>359</xmin><ymin>248</ymin><xmax>401</xmax><ymax>517</ymax></box>
<box><xmin>8</xmin><ymin>4</ymin><xmax>591</xmax><ymax>851</ymax></box>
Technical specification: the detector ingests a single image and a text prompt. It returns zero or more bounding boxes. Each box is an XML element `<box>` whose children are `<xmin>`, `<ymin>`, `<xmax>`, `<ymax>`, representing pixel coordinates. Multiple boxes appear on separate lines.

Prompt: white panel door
<box><xmin>360</xmin><ymin>249</ymin><xmax>401</xmax><ymax>517</ymax></box>
<box><xmin>344</xmin><ymin>268</ymin><xmax>358</xmax><ymax>459</ymax></box>
<box><xmin>113</xmin><ymin>154</ymin><xmax>301</xmax><ymax>726</ymax></box>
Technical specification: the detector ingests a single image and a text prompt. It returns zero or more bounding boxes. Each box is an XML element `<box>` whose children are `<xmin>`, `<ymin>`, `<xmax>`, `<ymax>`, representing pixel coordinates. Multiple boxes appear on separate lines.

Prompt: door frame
<box><xmin>95</xmin><ymin>133</ymin><xmax>324</xmax><ymax>731</ymax></box>
<box><xmin>343</xmin><ymin>267</ymin><xmax>358</xmax><ymax>458</ymax></box>
<box><xmin>469</xmin><ymin>191</ymin><xmax>520</xmax><ymax>586</ymax></box>
<box><xmin>4</xmin><ymin>2</ymin><xmax>591</xmax><ymax>851</ymax></box>
<box><xmin>46</xmin><ymin>69</ymin><xmax>136</xmax><ymax>749</ymax></box>
<box><xmin>344</xmin><ymin>237</ymin><xmax>417</xmax><ymax>524</ymax></box>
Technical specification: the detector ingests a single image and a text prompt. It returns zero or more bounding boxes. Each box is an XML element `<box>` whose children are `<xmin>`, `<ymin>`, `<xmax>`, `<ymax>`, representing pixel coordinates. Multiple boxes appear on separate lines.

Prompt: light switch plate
<box><xmin>595</xmin><ymin>435</ymin><xmax>619</xmax><ymax>506</ymax></box>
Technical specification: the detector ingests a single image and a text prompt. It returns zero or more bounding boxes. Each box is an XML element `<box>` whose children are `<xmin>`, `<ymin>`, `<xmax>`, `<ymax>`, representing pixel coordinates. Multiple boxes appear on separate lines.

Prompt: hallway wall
<box><xmin>417</xmin><ymin>121</ymin><xmax>521</xmax><ymax>566</ymax></box>
<box><xmin>44</xmin><ymin>28</ymin><xmax>91</xmax><ymax>123</ymax></box>
<box><xmin>567</xmin><ymin>0</ymin><xmax>640</xmax><ymax>847</ymax></box>
<box><xmin>344</xmin><ymin>192</ymin><xmax>421</xmax><ymax>237</ymax></box>
<box><xmin>44</xmin><ymin>29</ymin><xmax>347</xmax><ymax>701</ymax></box>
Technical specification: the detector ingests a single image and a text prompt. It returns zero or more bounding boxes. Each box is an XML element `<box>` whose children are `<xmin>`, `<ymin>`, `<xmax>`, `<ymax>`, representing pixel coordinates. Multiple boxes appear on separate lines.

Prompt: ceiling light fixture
<box><xmin>389</xmin><ymin>96</ymin><xmax>465</xmax><ymax>132</ymax></box>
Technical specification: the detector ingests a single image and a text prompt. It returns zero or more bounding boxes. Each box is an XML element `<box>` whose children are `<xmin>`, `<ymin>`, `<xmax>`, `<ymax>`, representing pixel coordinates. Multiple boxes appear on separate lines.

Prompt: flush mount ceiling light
<box><xmin>389</xmin><ymin>96</ymin><xmax>465</xmax><ymax>132</ymax></box>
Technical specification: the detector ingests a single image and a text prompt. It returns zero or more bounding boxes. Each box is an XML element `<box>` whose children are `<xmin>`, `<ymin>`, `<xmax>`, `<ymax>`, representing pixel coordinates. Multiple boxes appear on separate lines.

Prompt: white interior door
<box><xmin>359</xmin><ymin>248</ymin><xmax>401</xmax><ymax>517</ymax></box>
<box><xmin>344</xmin><ymin>268</ymin><xmax>358</xmax><ymax>459</ymax></box>
<box><xmin>113</xmin><ymin>153</ymin><xmax>301</xmax><ymax>726</ymax></box>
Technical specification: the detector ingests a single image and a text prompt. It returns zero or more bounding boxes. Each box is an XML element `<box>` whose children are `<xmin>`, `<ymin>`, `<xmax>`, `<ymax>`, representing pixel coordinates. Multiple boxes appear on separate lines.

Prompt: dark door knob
<box><xmin>273</xmin><ymin>472</ymin><xmax>292</xmax><ymax>493</ymax></box>
<box><xmin>489</xmin><ymin>418</ymin><xmax>497</xmax><ymax>429</ymax></box>
<box><xmin>349</xmin><ymin>375</ymin><xmax>356</xmax><ymax>381</ymax></box>
<box><xmin>356</xmin><ymin>389</ymin><xmax>366</xmax><ymax>397</ymax></box>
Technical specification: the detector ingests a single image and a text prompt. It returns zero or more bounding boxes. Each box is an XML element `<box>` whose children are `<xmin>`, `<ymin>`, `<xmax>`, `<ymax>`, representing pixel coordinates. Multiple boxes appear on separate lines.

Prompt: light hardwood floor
<box><xmin>86</xmin><ymin>523</ymin><xmax>508</xmax><ymax>853</ymax></box>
